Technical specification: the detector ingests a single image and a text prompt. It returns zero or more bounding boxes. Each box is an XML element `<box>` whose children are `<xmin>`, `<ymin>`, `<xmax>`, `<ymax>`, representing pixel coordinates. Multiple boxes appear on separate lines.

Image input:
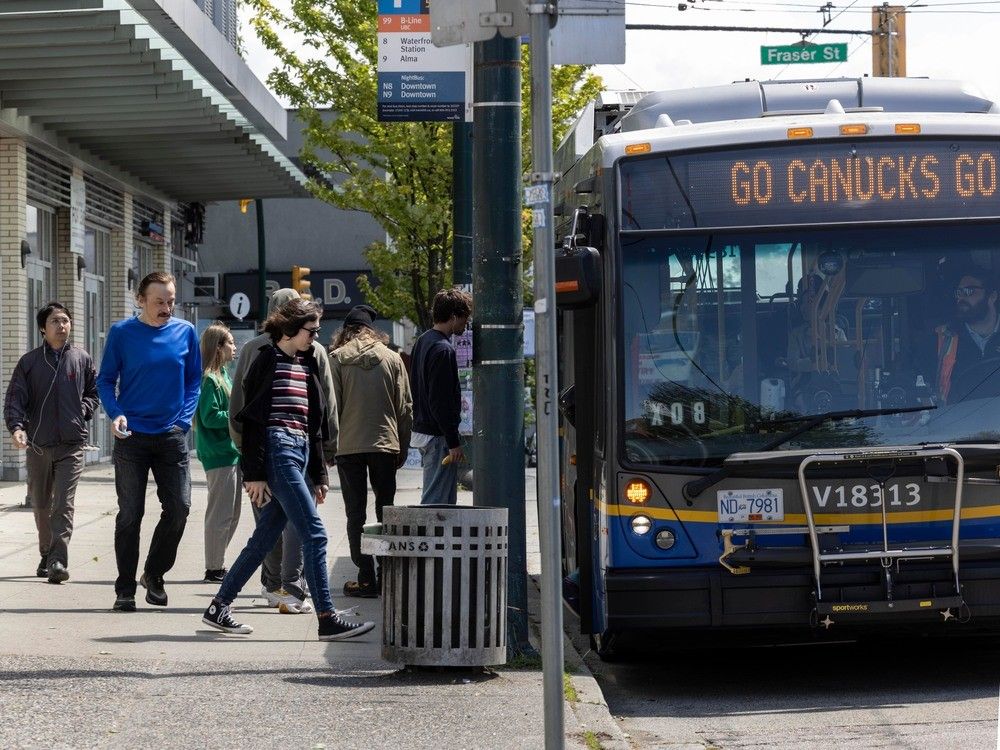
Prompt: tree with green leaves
<box><xmin>246</xmin><ymin>0</ymin><xmax>602</xmax><ymax>329</ymax></box>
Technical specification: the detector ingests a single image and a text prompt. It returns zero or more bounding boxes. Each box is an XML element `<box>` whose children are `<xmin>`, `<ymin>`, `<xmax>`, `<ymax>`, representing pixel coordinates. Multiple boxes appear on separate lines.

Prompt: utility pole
<box><xmin>254</xmin><ymin>198</ymin><xmax>267</xmax><ymax>324</ymax></box>
<box><xmin>527</xmin><ymin>3</ymin><xmax>565</xmax><ymax>746</ymax></box>
<box><xmin>872</xmin><ymin>4</ymin><xmax>906</xmax><ymax>77</ymax></box>
<box><xmin>472</xmin><ymin>33</ymin><xmax>531</xmax><ymax>657</ymax></box>
<box><xmin>452</xmin><ymin>121</ymin><xmax>473</xmax><ymax>287</ymax></box>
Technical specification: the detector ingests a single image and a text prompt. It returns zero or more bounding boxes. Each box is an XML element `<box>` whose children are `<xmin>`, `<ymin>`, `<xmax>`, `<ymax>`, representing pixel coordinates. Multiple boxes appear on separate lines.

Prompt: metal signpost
<box><xmin>525</xmin><ymin>5</ymin><xmax>564</xmax><ymax>747</ymax></box>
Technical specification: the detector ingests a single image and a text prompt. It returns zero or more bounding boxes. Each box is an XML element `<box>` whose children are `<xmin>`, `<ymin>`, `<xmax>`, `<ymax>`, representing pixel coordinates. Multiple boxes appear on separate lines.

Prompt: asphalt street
<box><xmin>569</xmin><ymin>623</ymin><xmax>1000</xmax><ymax>749</ymax></box>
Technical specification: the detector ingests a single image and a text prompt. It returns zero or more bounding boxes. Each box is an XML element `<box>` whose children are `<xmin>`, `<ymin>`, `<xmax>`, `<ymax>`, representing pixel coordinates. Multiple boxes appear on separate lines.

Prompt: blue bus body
<box><xmin>554</xmin><ymin>79</ymin><xmax>1000</xmax><ymax>654</ymax></box>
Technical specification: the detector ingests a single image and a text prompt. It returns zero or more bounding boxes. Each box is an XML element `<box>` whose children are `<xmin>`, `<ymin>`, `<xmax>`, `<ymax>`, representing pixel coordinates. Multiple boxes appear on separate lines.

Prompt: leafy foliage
<box><xmin>246</xmin><ymin>0</ymin><xmax>602</xmax><ymax>328</ymax></box>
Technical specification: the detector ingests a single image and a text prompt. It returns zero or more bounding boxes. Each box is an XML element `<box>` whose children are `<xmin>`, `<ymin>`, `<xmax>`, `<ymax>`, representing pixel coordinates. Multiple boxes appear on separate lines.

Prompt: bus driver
<box><xmin>935</xmin><ymin>268</ymin><xmax>1000</xmax><ymax>405</ymax></box>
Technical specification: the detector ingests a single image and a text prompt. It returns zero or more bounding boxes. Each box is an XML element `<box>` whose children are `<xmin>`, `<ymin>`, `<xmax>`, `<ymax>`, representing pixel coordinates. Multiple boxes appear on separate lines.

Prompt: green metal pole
<box><xmin>255</xmin><ymin>198</ymin><xmax>267</xmax><ymax>324</ymax></box>
<box><xmin>452</xmin><ymin>121</ymin><xmax>473</xmax><ymax>287</ymax></box>
<box><xmin>472</xmin><ymin>34</ymin><xmax>530</xmax><ymax>656</ymax></box>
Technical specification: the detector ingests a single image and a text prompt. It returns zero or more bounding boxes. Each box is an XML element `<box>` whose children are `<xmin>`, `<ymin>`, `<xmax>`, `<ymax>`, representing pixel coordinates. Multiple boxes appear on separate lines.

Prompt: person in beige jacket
<box><xmin>227</xmin><ymin>287</ymin><xmax>339</xmax><ymax>613</ymax></box>
<box><xmin>330</xmin><ymin>304</ymin><xmax>412</xmax><ymax>598</ymax></box>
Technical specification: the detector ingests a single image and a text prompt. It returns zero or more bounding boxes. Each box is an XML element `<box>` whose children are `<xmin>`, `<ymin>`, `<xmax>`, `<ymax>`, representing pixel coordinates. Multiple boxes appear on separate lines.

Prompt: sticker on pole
<box><xmin>532</xmin><ymin>208</ymin><xmax>547</xmax><ymax>228</ymax></box>
<box><xmin>524</xmin><ymin>184</ymin><xmax>549</xmax><ymax>206</ymax></box>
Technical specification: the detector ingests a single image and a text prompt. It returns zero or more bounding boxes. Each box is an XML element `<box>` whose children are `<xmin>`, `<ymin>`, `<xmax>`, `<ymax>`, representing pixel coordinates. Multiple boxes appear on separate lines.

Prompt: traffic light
<box><xmin>291</xmin><ymin>265</ymin><xmax>312</xmax><ymax>299</ymax></box>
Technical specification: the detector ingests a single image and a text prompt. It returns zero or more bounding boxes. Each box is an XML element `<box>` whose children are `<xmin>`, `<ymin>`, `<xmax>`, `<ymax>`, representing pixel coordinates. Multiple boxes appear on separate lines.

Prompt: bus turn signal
<box><xmin>624</xmin><ymin>479</ymin><xmax>651</xmax><ymax>504</ymax></box>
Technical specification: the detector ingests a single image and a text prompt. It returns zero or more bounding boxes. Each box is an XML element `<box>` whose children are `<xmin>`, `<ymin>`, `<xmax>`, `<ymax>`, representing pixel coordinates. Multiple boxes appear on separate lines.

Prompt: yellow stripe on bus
<box><xmin>598</xmin><ymin>501</ymin><xmax>1000</xmax><ymax>525</ymax></box>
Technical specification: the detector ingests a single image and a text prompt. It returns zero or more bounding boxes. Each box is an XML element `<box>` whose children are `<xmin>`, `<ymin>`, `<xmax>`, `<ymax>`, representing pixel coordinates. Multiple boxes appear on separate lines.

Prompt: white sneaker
<box><xmin>261</xmin><ymin>587</ymin><xmax>281</xmax><ymax>608</ymax></box>
<box><xmin>275</xmin><ymin>588</ymin><xmax>314</xmax><ymax>614</ymax></box>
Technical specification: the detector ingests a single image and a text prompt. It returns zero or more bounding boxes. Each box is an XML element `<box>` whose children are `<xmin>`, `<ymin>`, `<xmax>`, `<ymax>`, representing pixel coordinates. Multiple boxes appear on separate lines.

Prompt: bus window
<box><xmin>620</xmin><ymin>224</ymin><xmax>1000</xmax><ymax>466</ymax></box>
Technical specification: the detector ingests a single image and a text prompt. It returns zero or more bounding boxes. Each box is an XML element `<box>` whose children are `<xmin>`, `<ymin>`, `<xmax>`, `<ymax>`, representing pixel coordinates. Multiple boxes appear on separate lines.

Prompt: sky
<box><xmin>239</xmin><ymin>1</ymin><xmax>1000</xmax><ymax>113</ymax></box>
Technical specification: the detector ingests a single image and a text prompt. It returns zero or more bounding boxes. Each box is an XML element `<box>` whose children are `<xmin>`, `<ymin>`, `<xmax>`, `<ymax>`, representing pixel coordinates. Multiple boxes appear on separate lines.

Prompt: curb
<box><xmin>527</xmin><ymin>575</ymin><xmax>632</xmax><ymax>750</ymax></box>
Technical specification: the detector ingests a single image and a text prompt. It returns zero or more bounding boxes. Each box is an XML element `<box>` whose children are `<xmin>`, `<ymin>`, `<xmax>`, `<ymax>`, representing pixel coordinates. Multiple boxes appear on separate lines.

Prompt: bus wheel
<box><xmin>590</xmin><ymin>629</ymin><xmax>621</xmax><ymax>661</ymax></box>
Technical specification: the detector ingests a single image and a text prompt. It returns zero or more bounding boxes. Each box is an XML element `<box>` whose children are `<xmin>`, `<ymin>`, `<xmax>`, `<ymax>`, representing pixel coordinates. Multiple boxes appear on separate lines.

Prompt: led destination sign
<box><xmin>620</xmin><ymin>140</ymin><xmax>1000</xmax><ymax>230</ymax></box>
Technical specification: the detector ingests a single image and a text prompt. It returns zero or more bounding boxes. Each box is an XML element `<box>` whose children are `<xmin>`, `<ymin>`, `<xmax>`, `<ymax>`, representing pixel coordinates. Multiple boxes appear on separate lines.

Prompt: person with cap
<box><xmin>329</xmin><ymin>304</ymin><xmax>412</xmax><ymax>597</ymax></box>
<box><xmin>228</xmin><ymin>287</ymin><xmax>339</xmax><ymax>614</ymax></box>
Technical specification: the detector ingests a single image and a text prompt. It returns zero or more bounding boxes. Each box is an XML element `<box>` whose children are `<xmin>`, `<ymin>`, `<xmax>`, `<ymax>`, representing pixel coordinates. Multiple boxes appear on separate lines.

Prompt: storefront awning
<box><xmin>0</xmin><ymin>0</ymin><xmax>310</xmax><ymax>201</ymax></box>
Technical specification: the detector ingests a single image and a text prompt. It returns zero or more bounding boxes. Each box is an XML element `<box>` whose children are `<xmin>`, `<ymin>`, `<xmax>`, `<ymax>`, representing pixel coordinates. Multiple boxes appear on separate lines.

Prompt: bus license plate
<box><xmin>717</xmin><ymin>489</ymin><xmax>784</xmax><ymax>522</ymax></box>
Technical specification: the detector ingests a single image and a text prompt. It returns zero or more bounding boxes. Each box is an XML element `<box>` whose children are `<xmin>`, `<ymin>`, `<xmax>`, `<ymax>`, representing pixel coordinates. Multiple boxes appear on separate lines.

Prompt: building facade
<box><xmin>193</xmin><ymin>0</ymin><xmax>238</xmax><ymax>49</ymax></box>
<box><xmin>0</xmin><ymin>1</ymin><xmax>308</xmax><ymax>480</ymax></box>
<box><xmin>195</xmin><ymin>110</ymin><xmax>408</xmax><ymax>347</ymax></box>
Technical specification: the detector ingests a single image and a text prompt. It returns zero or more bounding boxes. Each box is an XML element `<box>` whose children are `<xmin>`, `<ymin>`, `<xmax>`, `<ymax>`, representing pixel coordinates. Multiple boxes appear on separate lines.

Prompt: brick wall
<box><xmin>0</xmin><ymin>139</ymin><xmax>27</xmax><ymax>480</ymax></box>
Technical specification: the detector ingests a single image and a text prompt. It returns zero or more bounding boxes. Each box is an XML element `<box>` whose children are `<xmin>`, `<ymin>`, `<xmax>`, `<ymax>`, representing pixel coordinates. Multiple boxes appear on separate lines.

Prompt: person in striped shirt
<box><xmin>202</xmin><ymin>298</ymin><xmax>373</xmax><ymax>641</ymax></box>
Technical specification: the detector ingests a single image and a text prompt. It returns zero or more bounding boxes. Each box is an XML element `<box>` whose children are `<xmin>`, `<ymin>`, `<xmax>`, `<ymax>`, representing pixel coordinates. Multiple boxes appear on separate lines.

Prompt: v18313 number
<box><xmin>811</xmin><ymin>483</ymin><xmax>921</xmax><ymax>509</ymax></box>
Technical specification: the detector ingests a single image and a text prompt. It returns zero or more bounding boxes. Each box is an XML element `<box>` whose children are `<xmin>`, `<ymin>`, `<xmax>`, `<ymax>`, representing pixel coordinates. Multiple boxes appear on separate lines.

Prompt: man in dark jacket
<box><xmin>410</xmin><ymin>288</ymin><xmax>472</xmax><ymax>505</ymax></box>
<box><xmin>3</xmin><ymin>302</ymin><xmax>99</xmax><ymax>583</ymax></box>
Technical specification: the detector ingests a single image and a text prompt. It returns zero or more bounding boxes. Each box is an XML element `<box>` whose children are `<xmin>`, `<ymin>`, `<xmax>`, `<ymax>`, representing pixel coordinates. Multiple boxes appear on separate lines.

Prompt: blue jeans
<box><xmin>419</xmin><ymin>435</ymin><xmax>458</xmax><ymax>505</ymax></box>
<box><xmin>113</xmin><ymin>429</ymin><xmax>191</xmax><ymax>596</ymax></box>
<box><xmin>218</xmin><ymin>428</ymin><xmax>333</xmax><ymax>613</ymax></box>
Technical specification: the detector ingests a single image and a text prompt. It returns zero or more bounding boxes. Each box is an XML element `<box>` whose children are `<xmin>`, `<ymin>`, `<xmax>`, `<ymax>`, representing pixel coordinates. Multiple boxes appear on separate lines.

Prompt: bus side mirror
<box><xmin>555</xmin><ymin>246</ymin><xmax>601</xmax><ymax>309</ymax></box>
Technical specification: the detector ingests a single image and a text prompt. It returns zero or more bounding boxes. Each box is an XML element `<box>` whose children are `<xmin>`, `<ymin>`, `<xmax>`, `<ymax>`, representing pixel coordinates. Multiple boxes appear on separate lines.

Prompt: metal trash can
<box><xmin>361</xmin><ymin>505</ymin><xmax>508</xmax><ymax>667</ymax></box>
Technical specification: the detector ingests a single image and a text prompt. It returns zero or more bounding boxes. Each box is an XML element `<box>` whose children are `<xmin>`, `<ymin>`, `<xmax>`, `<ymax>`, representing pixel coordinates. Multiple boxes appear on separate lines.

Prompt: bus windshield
<box><xmin>620</xmin><ymin>223</ymin><xmax>1000</xmax><ymax>466</ymax></box>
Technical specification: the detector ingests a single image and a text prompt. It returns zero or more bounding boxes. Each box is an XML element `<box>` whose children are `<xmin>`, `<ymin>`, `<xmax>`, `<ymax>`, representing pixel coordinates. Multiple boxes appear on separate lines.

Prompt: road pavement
<box><xmin>568</xmin><ymin>614</ymin><xmax>1000</xmax><ymax>749</ymax></box>
<box><xmin>0</xmin><ymin>459</ymin><xmax>621</xmax><ymax>750</ymax></box>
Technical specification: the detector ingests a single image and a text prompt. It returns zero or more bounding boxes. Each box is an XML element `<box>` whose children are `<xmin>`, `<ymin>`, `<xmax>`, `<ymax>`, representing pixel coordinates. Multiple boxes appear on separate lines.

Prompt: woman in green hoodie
<box><xmin>195</xmin><ymin>323</ymin><xmax>241</xmax><ymax>582</ymax></box>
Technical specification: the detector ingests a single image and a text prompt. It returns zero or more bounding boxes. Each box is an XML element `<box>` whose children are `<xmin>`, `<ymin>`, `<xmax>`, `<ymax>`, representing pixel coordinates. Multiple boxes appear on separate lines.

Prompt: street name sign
<box><xmin>377</xmin><ymin>0</ymin><xmax>472</xmax><ymax>122</ymax></box>
<box><xmin>761</xmin><ymin>43</ymin><xmax>848</xmax><ymax>65</ymax></box>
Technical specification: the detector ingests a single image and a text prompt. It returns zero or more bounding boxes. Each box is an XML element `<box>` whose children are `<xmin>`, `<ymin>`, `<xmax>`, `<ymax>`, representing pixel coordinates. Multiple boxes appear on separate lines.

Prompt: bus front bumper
<box><xmin>604</xmin><ymin>559</ymin><xmax>1000</xmax><ymax>631</ymax></box>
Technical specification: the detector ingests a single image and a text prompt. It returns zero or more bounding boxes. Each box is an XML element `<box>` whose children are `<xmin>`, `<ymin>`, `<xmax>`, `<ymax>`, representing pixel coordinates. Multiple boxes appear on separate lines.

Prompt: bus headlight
<box><xmin>655</xmin><ymin>529</ymin><xmax>676</xmax><ymax>550</ymax></box>
<box><xmin>630</xmin><ymin>515</ymin><xmax>652</xmax><ymax>535</ymax></box>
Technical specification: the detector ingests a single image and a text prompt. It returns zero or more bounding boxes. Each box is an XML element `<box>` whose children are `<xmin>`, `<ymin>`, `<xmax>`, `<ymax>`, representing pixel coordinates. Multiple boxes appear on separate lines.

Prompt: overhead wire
<box><xmin>612</xmin><ymin>0</ymin><xmax>993</xmax><ymax>90</ymax></box>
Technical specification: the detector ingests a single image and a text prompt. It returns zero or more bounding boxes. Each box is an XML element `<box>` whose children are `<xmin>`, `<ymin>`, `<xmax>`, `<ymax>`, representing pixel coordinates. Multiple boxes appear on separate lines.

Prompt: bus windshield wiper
<box><xmin>682</xmin><ymin>405</ymin><xmax>936</xmax><ymax>501</ymax></box>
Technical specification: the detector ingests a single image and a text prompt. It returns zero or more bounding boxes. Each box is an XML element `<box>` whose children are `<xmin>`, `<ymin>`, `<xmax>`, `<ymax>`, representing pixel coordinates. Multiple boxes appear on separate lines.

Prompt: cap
<box><xmin>344</xmin><ymin>304</ymin><xmax>377</xmax><ymax>329</ymax></box>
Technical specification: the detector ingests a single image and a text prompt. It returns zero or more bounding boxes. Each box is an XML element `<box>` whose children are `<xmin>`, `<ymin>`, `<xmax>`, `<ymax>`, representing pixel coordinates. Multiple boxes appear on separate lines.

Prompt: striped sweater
<box><xmin>268</xmin><ymin>349</ymin><xmax>309</xmax><ymax>434</ymax></box>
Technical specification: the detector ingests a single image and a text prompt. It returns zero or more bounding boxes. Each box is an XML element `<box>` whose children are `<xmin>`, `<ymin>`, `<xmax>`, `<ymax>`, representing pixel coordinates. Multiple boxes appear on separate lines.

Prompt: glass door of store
<box><xmin>84</xmin><ymin>227</ymin><xmax>111</xmax><ymax>458</ymax></box>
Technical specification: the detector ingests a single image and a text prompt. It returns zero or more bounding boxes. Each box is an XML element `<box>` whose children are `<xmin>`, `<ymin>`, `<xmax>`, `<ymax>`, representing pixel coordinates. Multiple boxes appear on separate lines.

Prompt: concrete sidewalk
<box><xmin>0</xmin><ymin>460</ymin><xmax>626</xmax><ymax>749</ymax></box>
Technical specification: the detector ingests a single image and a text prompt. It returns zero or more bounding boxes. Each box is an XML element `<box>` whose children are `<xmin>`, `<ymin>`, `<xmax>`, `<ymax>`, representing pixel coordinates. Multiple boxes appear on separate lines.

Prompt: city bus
<box><xmin>553</xmin><ymin>78</ymin><xmax>1000</xmax><ymax>657</ymax></box>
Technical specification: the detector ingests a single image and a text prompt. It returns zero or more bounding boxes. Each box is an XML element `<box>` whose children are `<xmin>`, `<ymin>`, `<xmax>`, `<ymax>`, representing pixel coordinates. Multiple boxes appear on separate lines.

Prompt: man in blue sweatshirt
<box><xmin>97</xmin><ymin>271</ymin><xmax>201</xmax><ymax>612</ymax></box>
<box><xmin>409</xmin><ymin>288</ymin><xmax>472</xmax><ymax>505</ymax></box>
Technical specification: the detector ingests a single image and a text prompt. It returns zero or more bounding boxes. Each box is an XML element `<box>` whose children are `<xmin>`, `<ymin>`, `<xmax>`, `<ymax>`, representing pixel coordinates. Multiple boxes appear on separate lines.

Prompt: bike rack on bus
<box><xmin>797</xmin><ymin>446</ymin><xmax>965</xmax><ymax>625</ymax></box>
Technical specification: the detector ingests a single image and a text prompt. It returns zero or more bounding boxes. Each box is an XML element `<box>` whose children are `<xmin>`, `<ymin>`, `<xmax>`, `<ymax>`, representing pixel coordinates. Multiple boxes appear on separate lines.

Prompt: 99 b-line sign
<box><xmin>377</xmin><ymin>0</ymin><xmax>470</xmax><ymax>122</ymax></box>
<box><xmin>761</xmin><ymin>43</ymin><xmax>848</xmax><ymax>65</ymax></box>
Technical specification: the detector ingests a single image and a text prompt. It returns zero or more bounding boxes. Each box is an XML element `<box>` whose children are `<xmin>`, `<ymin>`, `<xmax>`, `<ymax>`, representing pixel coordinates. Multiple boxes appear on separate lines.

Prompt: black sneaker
<box><xmin>343</xmin><ymin>580</ymin><xmax>379</xmax><ymax>598</ymax></box>
<box><xmin>113</xmin><ymin>595</ymin><xmax>136</xmax><ymax>612</ymax></box>
<box><xmin>203</xmin><ymin>568</ymin><xmax>227</xmax><ymax>583</ymax></box>
<box><xmin>140</xmin><ymin>572</ymin><xmax>167</xmax><ymax>606</ymax></box>
<box><xmin>47</xmin><ymin>561</ymin><xmax>69</xmax><ymax>584</ymax></box>
<box><xmin>36</xmin><ymin>557</ymin><xmax>47</xmax><ymax>578</ymax></box>
<box><xmin>318</xmin><ymin>613</ymin><xmax>375</xmax><ymax>641</ymax></box>
<box><xmin>202</xmin><ymin>601</ymin><xmax>253</xmax><ymax>634</ymax></box>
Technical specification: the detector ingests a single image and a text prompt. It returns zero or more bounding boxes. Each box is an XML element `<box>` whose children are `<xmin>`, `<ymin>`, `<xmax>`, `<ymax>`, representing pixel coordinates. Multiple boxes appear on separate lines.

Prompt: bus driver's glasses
<box><xmin>955</xmin><ymin>285</ymin><xmax>984</xmax><ymax>298</ymax></box>
<box><xmin>303</xmin><ymin>326</ymin><xmax>321</xmax><ymax>338</ymax></box>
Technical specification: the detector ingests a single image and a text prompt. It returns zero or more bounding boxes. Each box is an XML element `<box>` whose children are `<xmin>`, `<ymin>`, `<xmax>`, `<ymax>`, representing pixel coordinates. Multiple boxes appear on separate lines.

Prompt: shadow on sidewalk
<box><xmin>0</xmin><ymin>662</ymin><xmax>500</xmax><ymax>689</ymax></box>
<box><xmin>280</xmin><ymin>666</ymin><xmax>501</xmax><ymax>689</ymax></box>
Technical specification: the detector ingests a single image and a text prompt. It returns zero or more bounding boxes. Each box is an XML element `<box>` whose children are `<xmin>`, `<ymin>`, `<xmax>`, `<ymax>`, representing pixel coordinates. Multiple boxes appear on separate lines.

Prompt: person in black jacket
<box><xmin>201</xmin><ymin>298</ymin><xmax>373</xmax><ymax>641</ymax></box>
<box><xmin>409</xmin><ymin>288</ymin><xmax>472</xmax><ymax>505</ymax></box>
<box><xmin>3</xmin><ymin>302</ymin><xmax>98</xmax><ymax>584</ymax></box>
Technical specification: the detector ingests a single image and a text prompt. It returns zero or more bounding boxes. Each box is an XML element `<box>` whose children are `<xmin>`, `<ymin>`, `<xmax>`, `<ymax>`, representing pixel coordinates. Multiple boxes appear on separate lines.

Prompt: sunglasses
<box><xmin>303</xmin><ymin>326</ymin><xmax>321</xmax><ymax>337</ymax></box>
<box><xmin>955</xmin><ymin>285</ymin><xmax>985</xmax><ymax>298</ymax></box>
